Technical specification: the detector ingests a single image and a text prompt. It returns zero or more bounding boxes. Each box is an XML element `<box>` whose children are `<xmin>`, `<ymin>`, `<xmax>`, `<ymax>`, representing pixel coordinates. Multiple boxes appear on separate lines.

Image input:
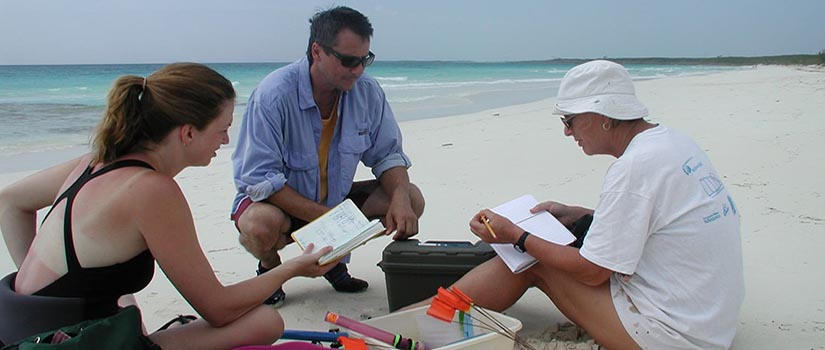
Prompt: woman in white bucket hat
<box><xmin>456</xmin><ymin>60</ymin><xmax>744</xmax><ymax>349</ymax></box>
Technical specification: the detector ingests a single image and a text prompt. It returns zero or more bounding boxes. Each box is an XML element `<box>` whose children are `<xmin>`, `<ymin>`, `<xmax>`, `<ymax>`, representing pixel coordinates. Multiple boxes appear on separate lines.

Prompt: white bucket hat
<box><xmin>553</xmin><ymin>60</ymin><xmax>648</xmax><ymax>120</ymax></box>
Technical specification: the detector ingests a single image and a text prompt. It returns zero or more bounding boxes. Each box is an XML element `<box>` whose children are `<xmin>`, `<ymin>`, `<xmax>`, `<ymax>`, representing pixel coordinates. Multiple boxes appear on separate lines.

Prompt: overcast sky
<box><xmin>1</xmin><ymin>0</ymin><xmax>823</xmax><ymax>65</ymax></box>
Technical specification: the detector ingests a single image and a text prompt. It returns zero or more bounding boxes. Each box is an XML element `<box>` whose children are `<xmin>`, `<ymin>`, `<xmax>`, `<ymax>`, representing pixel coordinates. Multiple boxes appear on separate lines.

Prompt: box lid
<box><xmin>379</xmin><ymin>239</ymin><xmax>496</xmax><ymax>268</ymax></box>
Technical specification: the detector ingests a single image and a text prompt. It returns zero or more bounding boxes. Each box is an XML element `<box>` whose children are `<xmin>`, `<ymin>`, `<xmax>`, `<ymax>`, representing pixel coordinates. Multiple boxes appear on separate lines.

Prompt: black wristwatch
<box><xmin>514</xmin><ymin>231</ymin><xmax>531</xmax><ymax>253</ymax></box>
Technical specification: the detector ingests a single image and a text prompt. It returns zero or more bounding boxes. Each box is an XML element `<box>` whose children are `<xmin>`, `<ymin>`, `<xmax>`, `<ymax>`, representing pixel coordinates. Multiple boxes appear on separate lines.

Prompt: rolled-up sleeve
<box><xmin>361</xmin><ymin>86</ymin><xmax>411</xmax><ymax>178</ymax></box>
<box><xmin>232</xmin><ymin>92</ymin><xmax>287</xmax><ymax>202</ymax></box>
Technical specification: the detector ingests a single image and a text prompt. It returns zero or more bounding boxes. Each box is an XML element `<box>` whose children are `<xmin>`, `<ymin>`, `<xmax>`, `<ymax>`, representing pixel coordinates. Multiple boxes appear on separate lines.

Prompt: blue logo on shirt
<box><xmin>682</xmin><ymin>157</ymin><xmax>704</xmax><ymax>175</ymax></box>
<box><xmin>727</xmin><ymin>195</ymin><xmax>738</xmax><ymax>215</ymax></box>
<box><xmin>700</xmin><ymin>174</ymin><xmax>724</xmax><ymax>198</ymax></box>
<box><xmin>703</xmin><ymin>212</ymin><xmax>721</xmax><ymax>223</ymax></box>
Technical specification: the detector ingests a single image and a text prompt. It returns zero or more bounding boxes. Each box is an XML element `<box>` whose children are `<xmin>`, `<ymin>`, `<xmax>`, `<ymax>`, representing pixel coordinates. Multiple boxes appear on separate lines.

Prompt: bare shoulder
<box><xmin>124</xmin><ymin>169</ymin><xmax>200</xmax><ymax>253</ymax></box>
<box><xmin>125</xmin><ymin>170</ymin><xmax>186</xmax><ymax>205</ymax></box>
<box><xmin>123</xmin><ymin>170</ymin><xmax>194</xmax><ymax>242</ymax></box>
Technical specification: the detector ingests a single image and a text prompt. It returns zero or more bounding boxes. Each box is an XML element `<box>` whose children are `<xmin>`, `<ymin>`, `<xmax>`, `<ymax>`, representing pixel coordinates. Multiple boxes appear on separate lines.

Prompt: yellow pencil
<box><xmin>481</xmin><ymin>215</ymin><xmax>498</xmax><ymax>239</ymax></box>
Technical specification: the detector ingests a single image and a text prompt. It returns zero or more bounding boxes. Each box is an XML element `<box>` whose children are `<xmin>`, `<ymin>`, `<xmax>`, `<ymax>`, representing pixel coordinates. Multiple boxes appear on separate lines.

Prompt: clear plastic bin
<box><xmin>361</xmin><ymin>305</ymin><xmax>523</xmax><ymax>350</ymax></box>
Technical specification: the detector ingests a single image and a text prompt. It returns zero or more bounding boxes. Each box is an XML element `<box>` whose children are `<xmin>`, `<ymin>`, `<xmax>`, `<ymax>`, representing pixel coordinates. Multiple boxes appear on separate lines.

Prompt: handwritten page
<box><xmin>291</xmin><ymin>199</ymin><xmax>386</xmax><ymax>265</ymax></box>
<box><xmin>489</xmin><ymin>194</ymin><xmax>576</xmax><ymax>273</ymax></box>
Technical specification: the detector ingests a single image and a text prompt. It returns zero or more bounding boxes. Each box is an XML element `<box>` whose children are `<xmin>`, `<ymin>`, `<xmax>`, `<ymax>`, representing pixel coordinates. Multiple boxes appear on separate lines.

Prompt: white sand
<box><xmin>1</xmin><ymin>65</ymin><xmax>824</xmax><ymax>349</ymax></box>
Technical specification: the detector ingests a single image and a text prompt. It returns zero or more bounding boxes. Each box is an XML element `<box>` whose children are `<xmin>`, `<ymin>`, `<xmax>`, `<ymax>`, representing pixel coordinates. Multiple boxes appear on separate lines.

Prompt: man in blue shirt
<box><xmin>230</xmin><ymin>6</ymin><xmax>425</xmax><ymax>306</ymax></box>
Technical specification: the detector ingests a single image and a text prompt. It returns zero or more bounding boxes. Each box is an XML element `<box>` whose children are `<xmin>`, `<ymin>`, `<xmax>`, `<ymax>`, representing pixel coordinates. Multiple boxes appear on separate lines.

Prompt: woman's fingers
<box><xmin>532</xmin><ymin>201</ymin><xmax>563</xmax><ymax>214</ymax></box>
<box><xmin>302</xmin><ymin>243</ymin><xmax>316</xmax><ymax>254</ymax></box>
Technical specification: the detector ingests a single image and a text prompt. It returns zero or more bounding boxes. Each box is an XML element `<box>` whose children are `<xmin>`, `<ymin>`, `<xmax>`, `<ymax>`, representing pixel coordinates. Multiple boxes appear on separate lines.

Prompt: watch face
<box><xmin>513</xmin><ymin>243</ymin><xmax>525</xmax><ymax>253</ymax></box>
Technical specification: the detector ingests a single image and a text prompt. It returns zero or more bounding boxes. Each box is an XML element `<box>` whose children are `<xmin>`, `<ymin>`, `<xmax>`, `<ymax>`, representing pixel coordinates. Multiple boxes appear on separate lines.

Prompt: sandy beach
<box><xmin>1</xmin><ymin>65</ymin><xmax>824</xmax><ymax>349</ymax></box>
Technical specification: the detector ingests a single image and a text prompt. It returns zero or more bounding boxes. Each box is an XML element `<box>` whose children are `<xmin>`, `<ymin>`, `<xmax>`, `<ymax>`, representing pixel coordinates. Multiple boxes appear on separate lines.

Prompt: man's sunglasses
<box><xmin>322</xmin><ymin>45</ymin><xmax>375</xmax><ymax>68</ymax></box>
<box><xmin>561</xmin><ymin>114</ymin><xmax>579</xmax><ymax>129</ymax></box>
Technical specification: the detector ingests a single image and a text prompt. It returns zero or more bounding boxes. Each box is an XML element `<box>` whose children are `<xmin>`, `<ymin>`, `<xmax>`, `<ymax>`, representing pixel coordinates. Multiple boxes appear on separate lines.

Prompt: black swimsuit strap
<box><xmin>40</xmin><ymin>166</ymin><xmax>94</xmax><ymax>222</ymax></box>
<box><xmin>46</xmin><ymin>159</ymin><xmax>155</xmax><ymax>272</ymax></box>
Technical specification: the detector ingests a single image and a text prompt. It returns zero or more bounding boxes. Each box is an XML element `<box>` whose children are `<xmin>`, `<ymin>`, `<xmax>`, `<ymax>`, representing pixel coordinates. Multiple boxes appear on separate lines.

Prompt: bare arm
<box><xmin>136</xmin><ymin>174</ymin><xmax>334</xmax><ymax>327</ymax></box>
<box><xmin>378</xmin><ymin>167</ymin><xmax>418</xmax><ymax>240</ymax></box>
<box><xmin>469</xmin><ymin>209</ymin><xmax>611</xmax><ymax>286</ymax></box>
<box><xmin>0</xmin><ymin>156</ymin><xmax>83</xmax><ymax>267</ymax></box>
<box><xmin>267</xmin><ymin>185</ymin><xmax>330</xmax><ymax>223</ymax></box>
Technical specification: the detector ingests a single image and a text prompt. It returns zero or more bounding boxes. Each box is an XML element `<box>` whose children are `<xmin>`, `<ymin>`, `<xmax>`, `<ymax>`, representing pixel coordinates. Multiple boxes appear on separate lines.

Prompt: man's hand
<box><xmin>376</xmin><ymin>167</ymin><xmax>420</xmax><ymax>240</ymax></box>
<box><xmin>385</xmin><ymin>192</ymin><xmax>419</xmax><ymax>240</ymax></box>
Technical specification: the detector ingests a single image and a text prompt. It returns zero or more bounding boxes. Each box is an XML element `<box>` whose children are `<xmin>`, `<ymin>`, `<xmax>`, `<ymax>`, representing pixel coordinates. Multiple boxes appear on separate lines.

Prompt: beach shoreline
<box><xmin>0</xmin><ymin>62</ymin><xmax>746</xmax><ymax>174</ymax></box>
<box><xmin>1</xmin><ymin>65</ymin><xmax>824</xmax><ymax>349</ymax></box>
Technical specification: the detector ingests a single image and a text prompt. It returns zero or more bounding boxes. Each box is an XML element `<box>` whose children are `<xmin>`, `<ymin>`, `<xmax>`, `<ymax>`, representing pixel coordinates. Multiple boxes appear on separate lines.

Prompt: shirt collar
<box><xmin>297</xmin><ymin>57</ymin><xmax>316</xmax><ymax>111</ymax></box>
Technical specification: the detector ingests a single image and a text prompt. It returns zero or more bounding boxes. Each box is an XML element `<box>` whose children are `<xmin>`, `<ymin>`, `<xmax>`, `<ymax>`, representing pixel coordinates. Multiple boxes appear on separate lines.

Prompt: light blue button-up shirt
<box><xmin>231</xmin><ymin>58</ymin><xmax>411</xmax><ymax>214</ymax></box>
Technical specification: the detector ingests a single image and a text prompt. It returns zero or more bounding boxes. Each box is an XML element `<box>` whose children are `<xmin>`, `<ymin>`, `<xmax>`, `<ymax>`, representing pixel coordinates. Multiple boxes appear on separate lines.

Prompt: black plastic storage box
<box><xmin>378</xmin><ymin>239</ymin><xmax>496</xmax><ymax>311</ymax></box>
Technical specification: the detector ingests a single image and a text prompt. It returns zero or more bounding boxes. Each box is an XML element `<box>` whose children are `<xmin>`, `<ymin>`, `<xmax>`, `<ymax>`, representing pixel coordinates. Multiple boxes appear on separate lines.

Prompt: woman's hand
<box><xmin>531</xmin><ymin>201</ymin><xmax>592</xmax><ymax>228</ymax></box>
<box><xmin>282</xmin><ymin>244</ymin><xmax>339</xmax><ymax>278</ymax></box>
<box><xmin>468</xmin><ymin>209</ymin><xmax>522</xmax><ymax>244</ymax></box>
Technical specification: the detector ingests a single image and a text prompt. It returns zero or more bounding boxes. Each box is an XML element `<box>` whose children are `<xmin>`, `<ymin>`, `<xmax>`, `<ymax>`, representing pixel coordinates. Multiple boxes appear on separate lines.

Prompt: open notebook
<box><xmin>490</xmin><ymin>194</ymin><xmax>576</xmax><ymax>273</ymax></box>
<box><xmin>291</xmin><ymin>199</ymin><xmax>386</xmax><ymax>265</ymax></box>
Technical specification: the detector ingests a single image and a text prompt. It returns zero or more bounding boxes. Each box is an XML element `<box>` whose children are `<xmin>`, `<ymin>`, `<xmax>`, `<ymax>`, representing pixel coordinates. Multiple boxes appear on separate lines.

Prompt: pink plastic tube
<box><xmin>324</xmin><ymin>312</ymin><xmax>430</xmax><ymax>350</ymax></box>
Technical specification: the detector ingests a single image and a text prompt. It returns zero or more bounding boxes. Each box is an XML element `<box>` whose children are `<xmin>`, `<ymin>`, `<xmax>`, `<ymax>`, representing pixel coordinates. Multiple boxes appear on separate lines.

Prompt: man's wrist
<box><xmin>390</xmin><ymin>185</ymin><xmax>410</xmax><ymax>200</ymax></box>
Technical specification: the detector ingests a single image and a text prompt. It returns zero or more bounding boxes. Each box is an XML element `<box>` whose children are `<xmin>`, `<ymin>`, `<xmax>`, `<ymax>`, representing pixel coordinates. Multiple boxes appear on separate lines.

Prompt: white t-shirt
<box><xmin>580</xmin><ymin>125</ymin><xmax>744</xmax><ymax>349</ymax></box>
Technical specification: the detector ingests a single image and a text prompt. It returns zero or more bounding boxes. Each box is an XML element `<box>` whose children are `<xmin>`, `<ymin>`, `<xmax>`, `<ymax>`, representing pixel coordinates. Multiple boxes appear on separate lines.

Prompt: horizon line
<box><xmin>2</xmin><ymin>53</ymin><xmax>823</xmax><ymax>67</ymax></box>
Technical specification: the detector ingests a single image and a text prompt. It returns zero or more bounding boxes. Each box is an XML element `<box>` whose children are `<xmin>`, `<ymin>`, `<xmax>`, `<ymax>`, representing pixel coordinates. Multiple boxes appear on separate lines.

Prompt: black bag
<box><xmin>2</xmin><ymin>305</ymin><xmax>157</xmax><ymax>350</ymax></box>
<box><xmin>0</xmin><ymin>273</ymin><xmax>86</xmax><ymax>345</ymax></box>
<box><xmin>570</xmin><ymin>214</ymin><xmax>594</xmax><ymax>248</ymax></box>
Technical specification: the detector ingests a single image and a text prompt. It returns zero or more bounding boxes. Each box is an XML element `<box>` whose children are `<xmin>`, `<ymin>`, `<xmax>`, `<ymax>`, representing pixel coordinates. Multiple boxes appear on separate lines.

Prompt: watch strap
<box><xmin>514</xmin><ymin>231</ymin><xmax>530</xmax><ymax>253</ymax></box>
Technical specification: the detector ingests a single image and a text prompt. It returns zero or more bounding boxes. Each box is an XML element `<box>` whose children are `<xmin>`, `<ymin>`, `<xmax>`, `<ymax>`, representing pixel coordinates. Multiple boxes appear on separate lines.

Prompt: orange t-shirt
<box><xmin>317</xmin><ymin>97</ymin><xmax>339</xmax><ymax>202</ymax></box>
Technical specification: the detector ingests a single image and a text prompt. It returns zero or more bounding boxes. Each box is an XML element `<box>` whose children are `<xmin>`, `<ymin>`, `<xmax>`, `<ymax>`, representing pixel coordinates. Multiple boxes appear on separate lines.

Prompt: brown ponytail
<box><xmin>92</xmin><ymin>63</ymin><xmax>235</xmax><ymax>164</ymax></box>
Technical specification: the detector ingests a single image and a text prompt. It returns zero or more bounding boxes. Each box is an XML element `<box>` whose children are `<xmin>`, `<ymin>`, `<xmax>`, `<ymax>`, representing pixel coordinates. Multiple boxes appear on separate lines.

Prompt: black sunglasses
<box><xmin>561</xmin><ymin>114</ymin><xmax>579</xmax><ymax>129</ymax></box>
<box><xmin>322</xmin><ymin>45</ymin><xmax>375</xmax><ymax>68</ymax></box>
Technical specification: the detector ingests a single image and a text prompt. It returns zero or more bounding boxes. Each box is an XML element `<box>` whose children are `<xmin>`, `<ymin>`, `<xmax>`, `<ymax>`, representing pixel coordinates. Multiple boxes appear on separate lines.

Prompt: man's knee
<box><xmin>408</xmin><ymin>183</ymin><xmax>425</xmax><ymax>217</ymax></box>
<box><xmin>237</xmin><ymin>203</ymin><xmax>290</xmax><ymax>250</ymax></box>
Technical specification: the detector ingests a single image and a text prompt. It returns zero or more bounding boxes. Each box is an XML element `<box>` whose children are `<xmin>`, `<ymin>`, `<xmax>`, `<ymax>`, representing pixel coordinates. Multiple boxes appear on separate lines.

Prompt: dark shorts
<box><xmin>231</xmin><ymin>179</ymin><xmax>381</xmax><ymax>239</ymax></box>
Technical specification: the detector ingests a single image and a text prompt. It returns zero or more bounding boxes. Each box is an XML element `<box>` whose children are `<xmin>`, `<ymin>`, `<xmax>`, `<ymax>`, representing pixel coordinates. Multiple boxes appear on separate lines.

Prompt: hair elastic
<box><xmin>137</xmin><ymin>76</ymin><xmax>148</xmax><ymax>101</ymax></box>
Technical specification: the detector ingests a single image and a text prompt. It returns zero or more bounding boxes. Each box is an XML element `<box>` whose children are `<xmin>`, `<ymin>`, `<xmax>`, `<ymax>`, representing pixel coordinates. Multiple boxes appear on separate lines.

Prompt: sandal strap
<box><xmin>156</xmin><ymin>314</ymin><xmax>197</xmax><ymax>331</ymax></box>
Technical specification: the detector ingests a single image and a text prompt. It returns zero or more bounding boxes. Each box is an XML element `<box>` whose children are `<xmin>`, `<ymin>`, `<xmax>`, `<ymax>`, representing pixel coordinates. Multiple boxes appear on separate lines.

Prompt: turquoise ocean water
<box><xmin>0</xmin><ymin>62</ymin><xmax>742</xmax><ymax>171</ymax></box>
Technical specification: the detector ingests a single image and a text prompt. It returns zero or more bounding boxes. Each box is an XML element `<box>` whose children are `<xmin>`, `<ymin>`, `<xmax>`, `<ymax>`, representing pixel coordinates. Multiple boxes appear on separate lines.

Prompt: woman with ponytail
<box><xmin>0</xmin><ymin>63</ymin><xmax>337</xmax><ymax>349</ymax></box>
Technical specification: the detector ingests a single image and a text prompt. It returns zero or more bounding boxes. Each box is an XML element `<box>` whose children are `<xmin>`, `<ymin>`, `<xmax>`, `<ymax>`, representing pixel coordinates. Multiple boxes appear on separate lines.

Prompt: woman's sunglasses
<box><xmin>323</xmin><ymin>45</ymin><xmax>375</xmax><ymax>68</ymax></box>
<box><xmin>561</xmin><ymin>114</ymin><xmax>579</xmax><ymax>129</ymax></box>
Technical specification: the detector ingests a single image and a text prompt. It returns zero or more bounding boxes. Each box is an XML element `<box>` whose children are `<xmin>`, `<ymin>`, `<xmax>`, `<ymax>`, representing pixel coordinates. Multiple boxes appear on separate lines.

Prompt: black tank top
<box><xmin>32</xmin><ymin>159</ymin><xmax>156</xmax><ymax>307</ymax></box>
